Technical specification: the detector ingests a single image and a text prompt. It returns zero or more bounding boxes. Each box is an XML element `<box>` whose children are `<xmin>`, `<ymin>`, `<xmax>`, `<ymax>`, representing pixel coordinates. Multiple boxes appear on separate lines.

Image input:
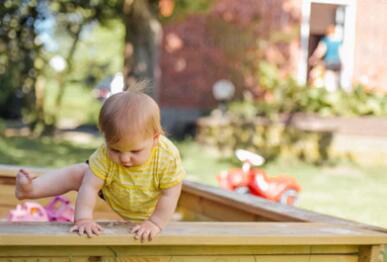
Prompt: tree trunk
<box><xmin>122</xmin><ymin>0</ymin><xmax>162</xmax><ymax>99</ymax></box>
<box><xmin>49</xmin><ymin>24</ymin><xmax>83</xmax><ymax>133</ymax></box>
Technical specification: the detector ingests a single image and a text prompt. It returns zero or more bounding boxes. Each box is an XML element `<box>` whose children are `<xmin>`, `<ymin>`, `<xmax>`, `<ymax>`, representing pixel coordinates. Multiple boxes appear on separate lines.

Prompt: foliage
<box><xmin>0</xmin><ymin>0</ymin><xmax>46</xmax><ymax>119</ymax></box>
<box><xmin>1</xmin><ymin>0</ymin><xmax>216</xmax><ymax>133</ymax></box>
<box><xmin>69</xmin><ymin>20</ymin><xmax>124</xmax><ymax>88</ymax></box>
<box><xmin>229</xmin><ymin>62</ymin><xmax>387</xmax><ymax>119</ymax></box>
<box><xmin>160</xmin><ymin>0</ymin><xmax>214</xmax><ymax>23</ymax></box>
<box><xmin>298</xmin><ymin>85</ymin><xmax>387</xmax><ymax>117</ymax></box>
<box><xmin>197</xmin><ymin>116</ymin><xmax>333</xmax><ymax>164</ymax></box>
<box><xmin>198</xmin><ymin>62</ymin><xmax>387</xmax><ymax>163</ymax></box>
<box><xmin>42</xmin><ymin>0</ymin><xmax>122</xmax><ymax>133</ymax></box>
<box><xmin>0</xmin><ymin>0</ymin><xmax>122</xmax><ymax>133</ymax></box>
<box><xmin>0</xmin><ymin>119</ymin><xmax>5</xmax><ymax>134</ymax></box>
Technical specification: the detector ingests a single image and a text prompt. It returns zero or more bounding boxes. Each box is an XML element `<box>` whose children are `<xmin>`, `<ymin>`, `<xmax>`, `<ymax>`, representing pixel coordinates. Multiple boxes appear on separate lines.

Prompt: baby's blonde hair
<box><xmin>99</xmin><ymin>82</ymin><xmax>164</xmax><ymax>145</ymax></box>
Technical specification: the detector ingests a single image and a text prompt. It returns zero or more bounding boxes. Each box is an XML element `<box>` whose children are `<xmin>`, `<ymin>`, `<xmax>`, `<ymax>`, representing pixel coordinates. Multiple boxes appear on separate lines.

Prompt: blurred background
<box><xmin>1</xmin><ymin>0</ymin><xmax>387</xmax><ymax>231</ymax></box>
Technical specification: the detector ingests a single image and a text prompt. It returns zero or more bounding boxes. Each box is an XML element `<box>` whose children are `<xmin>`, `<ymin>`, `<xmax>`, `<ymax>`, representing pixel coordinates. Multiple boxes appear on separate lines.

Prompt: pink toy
<box><xmin>8</xmin><ymin>202</ymin><xmax>49</xmax><ymax>222</ymax></box>
<box><xmin>8</xmin><ymin>196</ymin><xmax>75</xmax><ymax>223</ymax></box>
<box><xmin>44</xmin><ymin>196</ymin><xmax>75</xmax><ymax>222</ymax></box>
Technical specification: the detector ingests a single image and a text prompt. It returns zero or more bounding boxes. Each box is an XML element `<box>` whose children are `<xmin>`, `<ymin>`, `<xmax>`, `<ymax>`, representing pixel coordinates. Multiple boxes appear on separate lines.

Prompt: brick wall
<box><xmin>159</xmin><ymin>0</ymin><xmax>387</xmax><ymax>112</ymax></box>
<box><xmin>353</xmin><ymin>0</ymin><xmax>387</xmax><ymax>91</ymax></box>
<box><xmin>159</xmin><ymin>0</ymin><xmax>302</xmax><ymax>110</ymax></box>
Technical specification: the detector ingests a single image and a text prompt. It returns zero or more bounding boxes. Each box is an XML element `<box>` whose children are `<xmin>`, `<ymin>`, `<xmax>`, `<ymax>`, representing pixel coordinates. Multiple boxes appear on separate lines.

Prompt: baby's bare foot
<box><xmin>15</xmin><ymin>169</ymin><xmax>33</xmax><ymax>200</ymax></box>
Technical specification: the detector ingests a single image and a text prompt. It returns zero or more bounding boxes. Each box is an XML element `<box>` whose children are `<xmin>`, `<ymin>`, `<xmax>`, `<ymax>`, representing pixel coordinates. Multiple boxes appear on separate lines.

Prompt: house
<box><xmin>158</xmin><ymin>0</ymin><xmax>387</xmax><ymax>135</ymax></box>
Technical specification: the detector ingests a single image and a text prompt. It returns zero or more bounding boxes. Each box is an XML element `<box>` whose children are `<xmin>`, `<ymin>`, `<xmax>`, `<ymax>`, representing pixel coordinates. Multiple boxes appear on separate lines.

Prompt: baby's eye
<box><xmin>110</xmin><ymin>148</ymin><xmax>120</xmax><ymax>153</ymax></box>
<box><xmin>131</xmin><ymin>150</ymin><xmax>141</xmax><ymax>154</ymax></box>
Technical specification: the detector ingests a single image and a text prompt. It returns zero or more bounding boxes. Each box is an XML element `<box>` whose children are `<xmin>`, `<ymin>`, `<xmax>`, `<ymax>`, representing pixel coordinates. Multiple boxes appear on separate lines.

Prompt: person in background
<box><xmin>309</xmin><ymin>24</ymin><xmax>343</xmax><ymax>92</ymax></box>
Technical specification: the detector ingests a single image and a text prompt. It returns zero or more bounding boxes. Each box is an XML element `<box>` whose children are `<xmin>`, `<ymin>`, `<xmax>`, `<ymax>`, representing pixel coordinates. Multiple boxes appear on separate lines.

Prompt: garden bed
<box><xmin>196</xmin><ymin>113</ymin><xmax>387</xmax><ymax>164</ymax></box>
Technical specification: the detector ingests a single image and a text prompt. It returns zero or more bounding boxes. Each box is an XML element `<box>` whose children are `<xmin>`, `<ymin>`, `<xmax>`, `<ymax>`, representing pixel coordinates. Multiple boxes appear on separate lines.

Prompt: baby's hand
<box><xmin>70</xmin><ymin>219</ymin><xmax>103</xmax><ymax>238</ymax></box>
<box><xmin>130</xmin><ymin>220</ymin><xmax>161</xmax><ymax>242</ymax></box>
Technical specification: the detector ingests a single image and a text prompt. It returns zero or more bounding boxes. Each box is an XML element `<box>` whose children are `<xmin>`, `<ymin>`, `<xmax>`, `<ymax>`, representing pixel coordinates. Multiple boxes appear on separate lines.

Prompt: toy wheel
<box><xmin>279</xmin><ymin>189</ymin><xmax>298</xmax><ymax>205</ymax></box>
<box><xmin>234</xmin><ymin>186</ymin><xmax>250</xmax><ymax>195</ymax></box>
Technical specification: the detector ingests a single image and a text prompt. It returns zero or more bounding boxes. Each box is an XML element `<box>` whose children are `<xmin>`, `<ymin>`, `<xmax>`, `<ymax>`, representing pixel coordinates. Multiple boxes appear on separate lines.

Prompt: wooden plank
<box><xmin>0</xmin><ymin>222</ymin><xmax>386</xmax><ymax>246</ymax></box>
<box><xmin>103</xmin><ymin>255</ymin><xmax>322</xmax><ymax>262</ymax></box>
<box><xmin>181</xmin><ymin>180</ymin><xmax>387</xmax><ymax>233</ymax></box>
<box><xmin>309</xmin><ymin>255</ymin><xmax>358</xmax><ymax>262</ymax></box>
<box><xmin>101</xmin><ymin>256</ymin><xmax>173</xmax><ymax>261</ymax></box>
<box><xmin>0</xmin><ymin>252</ymin><xmax>361</xmax><ymax>262</ymax></box>
<box><xmin>115</xmin><ymin>255</ymin><xmax>357</xmax><ymax>262</ymax></box>
<box><xmin>179</xmin><ymin>193</ymin><xmax>257</xmax><ymax>221</ymax></box>
<box><xmin>110</xmin><ymin>245</ymin><xmax>312</xmax><ymax>256</ymax></box>
<box><xmin>311</xmin><ymin>245</ymin><xmax>358</xmax><ymax>254</ymax></box>
<box><xmin>236</xmin><ymin>254</ymin><xmax>359</xmax><ymax>262</ymax></box>
<box><xmin>168</xmin><ymin>255</ymin><xmax>256</xmax><ymax>261</ymax></box>
<box><xmin>254</xmin><ymin>255</ymin><xmax>310</xmax><ymax>262</ymax></box>
<box><xmin>184</xmin><ymin>181</ymin><xmax>300</xmax><ymax>222</ymax></box>
<box><xmin>0</xmin><ymin>246</ymin><xmax>114</xmax><ymax>257</ymax></box>
<box><xmin>0</xmin><ymin>245</ymin><xmax>360</xmax><ymax>257</ymax></box>
<box><xmin>176</xmin><ymin>192</ymin><xmax>206</xmax><ymax>221</ymax></box>
<box><xmin>359</xmin><ymin>245</ymin><xmax>384</xmax><ymax>262</ymax></box>
<box><xmin>0</xmin><ymin>257</ymin><xmax>89</xmax><ymax>262</ymax></box>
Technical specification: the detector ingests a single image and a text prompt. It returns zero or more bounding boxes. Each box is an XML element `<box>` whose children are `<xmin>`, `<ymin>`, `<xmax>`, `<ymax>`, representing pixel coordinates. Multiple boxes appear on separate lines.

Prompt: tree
<box><xmin>0</xmin><ymin>0</ymin><xmax>206</xmax><ymax>132</ymax></box>
<box><xmin>0</xmin><ymin>0</ymin><xmax>122</xmax><ymax>133</ymax></box>
<box><xmin>122</xmin><ymin>0</ymin><xmax>162</xmax><ymax>98</ymax></box>
<box><xmin>0</xmin><ymin>0</ymin><xmax>46</xmax><ymax>120</ymax></box>
<box><xmin>45</xmin><ymin>0</ymin><xmax>122</xmax><ymax>132</ymax></box>
<box><xmin>121</xmin><ymin>0</ymin><xmax>212</xmax><ymax>98</ymax></box>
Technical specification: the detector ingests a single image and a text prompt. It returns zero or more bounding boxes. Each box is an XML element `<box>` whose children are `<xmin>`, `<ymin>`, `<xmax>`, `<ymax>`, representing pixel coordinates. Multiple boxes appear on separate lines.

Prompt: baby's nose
<box><xmin>120</xmin><ymin>153</ymin><xmax>131</xmax><ymax>163</ymax></box>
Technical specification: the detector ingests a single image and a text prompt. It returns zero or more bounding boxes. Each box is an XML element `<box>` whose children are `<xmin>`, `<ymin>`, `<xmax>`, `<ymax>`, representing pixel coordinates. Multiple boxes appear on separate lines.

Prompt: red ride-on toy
<box><xmin>216</xmin><ymin>149</ymin><xmax>301</xmax><ymax>205</ymax></box>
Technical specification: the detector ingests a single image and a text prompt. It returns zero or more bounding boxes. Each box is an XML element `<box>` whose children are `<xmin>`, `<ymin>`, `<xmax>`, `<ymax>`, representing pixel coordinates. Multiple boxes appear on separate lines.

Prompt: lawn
<box><xmin>44</xmin><ymin>84</ymin><xmax>101</xmax><ymax>127</ymax></box>
<box><xmin>178</xmin><ymin>139</ymin><xmax>387</xmax><ymax>228</ymax></box>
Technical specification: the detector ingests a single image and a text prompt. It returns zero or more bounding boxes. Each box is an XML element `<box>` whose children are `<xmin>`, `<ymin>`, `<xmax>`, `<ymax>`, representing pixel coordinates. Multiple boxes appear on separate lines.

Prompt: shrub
<box><xmin>197</xmin><ymin>62</ymin><xmax>387</xmax><ymax>163</ymax></box>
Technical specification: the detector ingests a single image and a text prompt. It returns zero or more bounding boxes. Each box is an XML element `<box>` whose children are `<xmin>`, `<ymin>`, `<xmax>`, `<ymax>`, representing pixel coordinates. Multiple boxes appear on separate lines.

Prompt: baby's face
<box><xmin>107</xmin><ymin>134</ymin><xmax>159</xmax><ymax>168</ymax></box>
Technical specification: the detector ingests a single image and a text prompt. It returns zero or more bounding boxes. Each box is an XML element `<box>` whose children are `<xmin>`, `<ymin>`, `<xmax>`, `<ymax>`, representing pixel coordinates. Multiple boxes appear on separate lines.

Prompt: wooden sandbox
<box><xmin>0</xmin><ymin>164</ymin><xmax>386</xmax><ymax>262</ymax></box>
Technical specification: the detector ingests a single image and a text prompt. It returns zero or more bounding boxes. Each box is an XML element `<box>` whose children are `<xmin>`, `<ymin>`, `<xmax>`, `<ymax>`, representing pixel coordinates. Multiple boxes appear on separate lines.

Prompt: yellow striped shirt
<box><xmin>88</xmin><ymin>136</ymin><xmax>185</xmax><ymax>222</ymax></box>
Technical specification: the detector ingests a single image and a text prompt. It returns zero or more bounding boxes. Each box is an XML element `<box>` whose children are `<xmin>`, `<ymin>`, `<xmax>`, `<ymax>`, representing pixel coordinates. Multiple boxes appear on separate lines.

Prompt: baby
<box><xmin>15</xmin><ymin>82</ymin><xmax>185</xmax><ymax>242</ymax></box>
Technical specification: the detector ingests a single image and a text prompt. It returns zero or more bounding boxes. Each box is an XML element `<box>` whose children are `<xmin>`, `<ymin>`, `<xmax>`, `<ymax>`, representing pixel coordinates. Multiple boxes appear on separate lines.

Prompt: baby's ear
<box><xmin>152</xmin><ymin>133</ymin><xmax>160</xmax><ymax>146</ymax></box>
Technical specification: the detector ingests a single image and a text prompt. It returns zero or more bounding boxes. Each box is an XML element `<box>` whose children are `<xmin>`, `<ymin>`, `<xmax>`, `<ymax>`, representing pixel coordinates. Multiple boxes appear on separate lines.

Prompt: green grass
<box><xmin>44</xmin><ymin>83</ymin><xmax>101</xmax><ymax>127</ymax></box>
<box><xmin>265</xmin><ymin>161</ymin><xmax>387</xmax><ymax>228</ymax></box>
<box><xmin>175</xmin><ymin>139</ymin><xmax>387</xmax><ymax>229</ymax></box>
<box><xmin>0</xmin><ymin>135</ymin><xmax>101</xmax><ymax>167</ymax></box>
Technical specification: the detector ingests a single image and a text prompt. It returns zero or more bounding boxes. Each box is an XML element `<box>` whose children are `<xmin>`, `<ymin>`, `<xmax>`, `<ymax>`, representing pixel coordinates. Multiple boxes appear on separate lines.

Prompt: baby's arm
<box><xmin>70</xmin><ymin>168</ymin><xmax>104</xmax><ymax>237</ymax></box>
<box><xmin>149</xmin><ymin>183</ymin><xmax>182</xmax><ymax>229</ymax></box>
<box><xmin>131</xmin><ymin>182</ymin><xmax>182</xmax><ymax>242</ymax></box>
